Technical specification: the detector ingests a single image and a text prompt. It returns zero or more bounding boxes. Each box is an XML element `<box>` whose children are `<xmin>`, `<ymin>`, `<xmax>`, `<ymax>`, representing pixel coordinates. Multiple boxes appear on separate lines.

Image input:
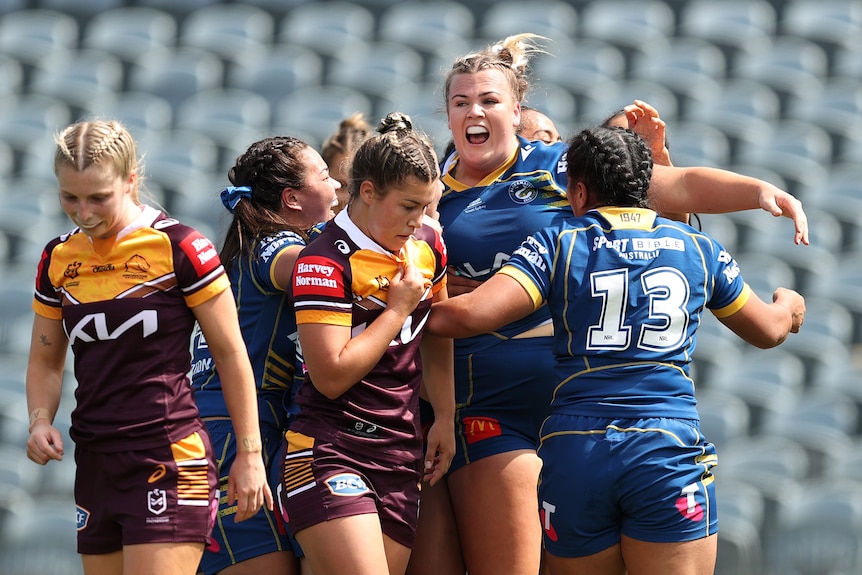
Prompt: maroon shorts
<box><xmin>75</xmin><ymin>430</ymin><xmax>218</xmax><ymax>554</ymax></box>
<box><xmin>278</xmin><ymin>431</ymin><xmax>421</xmax><ymax>548</ymax></box>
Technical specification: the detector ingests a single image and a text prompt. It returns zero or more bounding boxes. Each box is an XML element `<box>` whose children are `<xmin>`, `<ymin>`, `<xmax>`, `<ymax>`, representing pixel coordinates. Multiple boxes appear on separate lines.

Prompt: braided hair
<box><xmin>53</xmin><ymin>120</ymin><xmax>141</xmax><ymax>202</ymax></box>
<box><xmin>565</xmin><ymin>126</ymin><xmax>653</xmax><ymax>209</ymax></box>
<box><xmin>444</xmin><ymin>33</ymin><xmax>548</xmax><ymax>107</ymax></box>
<box><xmin>347</xmin><ymin>112</ymin><xmax>439</xmax><ymax>203</ymax></box>
<box><xmin>220</xmin><ymin>136</ymin><xmax>310</xmax><ymax>266</ymax></box>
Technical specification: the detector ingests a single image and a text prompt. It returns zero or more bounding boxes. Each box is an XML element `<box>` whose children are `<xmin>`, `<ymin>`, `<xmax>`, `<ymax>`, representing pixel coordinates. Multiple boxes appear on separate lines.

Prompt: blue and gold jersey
<box><xmin>33</xmin><ymin>206</ymin><xmax>227</xmax><ymax>451</ymax></box>
<box><xmin>290</xmin><ymin>209</ymin><xmax>447</xmax><ymax>464</ymax></box>
<box><xmin>499</xmin><ymin>207</ymin><xmax>750</xmax><ymax>419</ymax></box>
<box><xmin>191</xmin><ymin>230</ymin><xmax>306</xmax><ymax>430</ymax></box>
<box><xmin>438</xmin><ymin>136</ymin><xmax>569</xmax><ymax>353</ymax></box>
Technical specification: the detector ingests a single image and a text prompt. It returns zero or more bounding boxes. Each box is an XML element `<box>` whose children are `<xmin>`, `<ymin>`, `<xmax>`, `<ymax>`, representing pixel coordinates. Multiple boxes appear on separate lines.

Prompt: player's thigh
<box><xmin>81</xmin><ymin>550</ymin><xmax>122</xmax><ymax>575</ymax></box>
<box><xmin>295</xmin><ymin>514</ymin><xmax>388</xmax><ymax>575</ymax></box>
<box><xmin>621</xmin><ymin>533</ymin><xmax>717</xmax><ymax>575</ymax></box>
<box><xmin>448</xmin><ymin>449</ymin><xmax>543</xmax><ymax>575</ymax></box>
<box><xmin>406</xmin><ymin>478</ymin><xmax>465</xmax><ymax>575</ymax></box>
<box><xmin>123</xmin><ymin>542</ymin><xmax>205</xmax><ymax>575</ymax></box>
<box><xmin>217</xmin><ymin>550</ymin><xmax>300</xmax><ymax>575</ymax></box>
<box><xmin>543</xmin><ymin>543</ymin><xmax>625</xmax><ymax>575</ymax></box>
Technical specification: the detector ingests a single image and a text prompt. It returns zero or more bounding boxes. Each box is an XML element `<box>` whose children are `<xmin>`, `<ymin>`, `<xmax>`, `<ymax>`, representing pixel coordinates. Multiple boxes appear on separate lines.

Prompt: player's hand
<box><xmin>27</xmin><ymin>421</ymin><xmax>64</xmax><ymax>465</ymax></box>
<box><xmin>446</xmin><ymin>267</ymin><xmax>484</xmax><ymax>297</ymax></box>
<box><xmin>423</xmin><ymin>419</ymin><xmax>455</xmax><ymax>486</ymax></box>
<box><xmin>623</xmin><ymin>99</ymin><xmax>672</xmax><ymax>166</ymax></box>
<box><xmin>226</xmin><ymin>451</ymin><xmax>273</xmax><ymax>522</ymax></box>
<box><xmin>389</xmin><ymin>260</ymin><xmax>428</xmax><ymax>316</ymax></box>
<box><xmin>758</xmin><ymin>184</ymin><xmax>809</xmax><ymax>245</ymax></box>
<box><xmin>774</xmin><ymin>287</ymin><xmax>806</xmax><ymax>333</ymax></box>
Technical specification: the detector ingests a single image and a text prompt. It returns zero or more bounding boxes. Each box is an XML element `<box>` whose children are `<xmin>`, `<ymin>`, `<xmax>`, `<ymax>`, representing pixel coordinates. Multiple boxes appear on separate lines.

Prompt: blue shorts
<box><xmin>75</xmin><ymin>430</ymin><xmax>217</xmax><ymax>554</ymax></box>
<box><xmin>449</xmin><ymin>336</ymin><xmax>555</xmax><ymax>473</ymax></box>
<box><xmin>198</xmin><ymin>420</ymin><xmax>299</xmax><ymax>575</ymax></box>
<box><xmin>538</xmin><ymin>415</ymin><xmax>718</xmax><ymax>558</ymax></box>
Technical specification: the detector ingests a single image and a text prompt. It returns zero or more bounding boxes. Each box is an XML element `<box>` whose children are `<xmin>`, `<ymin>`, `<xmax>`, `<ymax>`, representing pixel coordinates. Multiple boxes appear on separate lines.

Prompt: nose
<box><xmin>468</xmin><ymin>102</ymin><xmax>485</xmax><ymax>117</ymax></box>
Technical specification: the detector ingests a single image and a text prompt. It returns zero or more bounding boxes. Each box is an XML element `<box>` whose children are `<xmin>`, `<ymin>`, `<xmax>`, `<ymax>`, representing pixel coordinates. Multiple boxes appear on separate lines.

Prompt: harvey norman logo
<box><xmin>295</xmin><ymin>260</ymin><xmax>338</xmax><ymax>289</ymax></box>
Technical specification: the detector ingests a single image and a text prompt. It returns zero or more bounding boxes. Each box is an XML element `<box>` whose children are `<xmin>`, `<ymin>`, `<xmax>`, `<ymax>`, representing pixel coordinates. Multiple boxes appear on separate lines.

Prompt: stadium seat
<box><xmin>0</xmin><ymin>9</ymin><xmax>79</xmax><ymax>66</ymax></box>
<box><xmin>834</xmin><ymin>41</ymin><xmax>862</xmax><ymax>81</ymax></box>
<box><xmin>731</xmin><ymin>36</ymin><xmax>828</xmax><ymax>106</ymax></box>
<box><xmin>780</xmin><ymin>0</ymin><xmax>862</xmax><ymax>54</ymax></box>
<box><xmin>534</xmin><ymin>39</ymin><xmax>626</xmax><ymax>99</ymax></box>
<box><xmin>82</xmin><ymin>91</ymin><xmax>174</xmax><ymax>137</ymax></box>
<box><xmin>579</xmin><ymin>78</ymin><xmax>678</xmax><ymax>125</ymax></box>
<box><xmin>82</xmin><ymin>6</ymin><xmax>178</xmax><ymax>65</ymax></box>
<box><xmin>808</xmin><ymin>251</ymin><xmax>862</xmax><ymax>343</ymax></box>
<box><xmin>707</xmin><ymin>348</ymin><xmax>805</xmax><ymax>433</ymax></box>
<box><xmin>378</xmin><ymin>0</ymin><xmax>476</xmax><ymax>59</ymax></box>
<box><xmin>767</xmin><ymin>479</ymin><xmax>862</xmax><ymax>575</ymax></box>
<box><xmin>677</xmin><ymin>0</ymin><xmax>775</xmax><ymax>65</ymax></box>
<box><xmin>786</xmin><ymin>77</ymin><xmax>862</xmax><ymax>147</ymax></box>
<box><xmin>0</xmin><ymin>55</ymin><xmax>23</xmax><ymax>98</ymax></box>
<box><xmin>825</xmin><ymin>443</ymin><xmax>862</xmax><ymax>483</ymax></box>
<box><xmin>629</xmin><ymin>37</ymin><xmax>726</xmax><ymax>112</ymax></box>
<box><xmin>1</xmin><ymin>497</ymin><xmax>80</xmax><ymax>556</ymax></box>
<box><xmin>691</xmin><ymin>79</ymin><xmax>781</xmax><ymax>152</ymax></box>
<box><xmin>35</xmin><ymin>0</ymin><xmax>125</xmax><ymax>25</ymax></box>
<box><xmin>690</xmin><ymin>308</ymin><xmax>744</xmax><ymax>388</ymax></box>
<box><xmin>179</xmin><ymin>4</ymin><xmax>275</xmax><ymax>63</ymax></box>
<box><xmin>476</xmin><ymin>0</ymin><xmax>578</xmax><ymax>43</ymax></box>
<box><xmin>664</xmin><ymin>120</ymin><xmax>731</xmax><ymax>168</ymax></box>
<box><xmin>226</xmin><ymin>44</ymin><xmax>324</xmax><ymax>109</ymax></box>
<box><xmin>133</xmin><ymin>0</ymin><xmax>222</xmax><ymax>21</ymax></box>
<box><xmin>0</xmin><ymin>0</ymin><xmax>26</xmax><ymax>15</ymax></box>
<box><xmin>578</xmin><ymin>0</ymin><xmax>674</xmax><ymax>57</ymax></box>
<box><xmin>714</xmin><ymin>505</ymin><xmax>765</xmax><ymax>575</ymax></box>
<box><xmin>279</xmin><ymin>2</ymin><xmax>375</xmax><ymax>58</ymax></box>
<box><xmin>762</xmin><ymin>391</ymin><xmax>857</xmax><ymax>476</ymax></box>
<box><xmin>175</xmin><ymin>88</ymin><xmax>272</xmax><ymax>156</ymax></box>
<box><xmin>0</xmin><ymin>277</ymin><xmax>40</xmax><ymax>357</ymax></box>
<box><xmin>717</xmin><ymin>434</ymin><xmax>808</xmax><ymax>534</ymax></box>
<box><xmin>29</xmin><ymin>49</ymin><xmax>124</xmax><ymax>110</ymax></box>
<box><xmin>696</xmin><ymin>388</ymin><xmax>751</xmax><ymax>448</ymax></box>
<box><xmin>327</xmin><ymin>41</ymin><xmax>424</xmax><ymax>101</ymax></box>
<box><xmin>732</xmin><ymin>251</ymin><xmax>796</xmax><ymax>297</ymax></box>
<box><xmin>0</xmin><ymin>140</ymin><xmax>13</xmax><ymax>180</ymax></box>
<box><xmin>524</xmin><ymin>85</ymin><xmax>576</xmax><ymax>137</ymax></box>
<box><xmin>240</xmin><ymin>0</ymin><xmax>314</xmax><ymax>19</ymax></box>
<box><xmin>136</xmin><ymin>130</ymin><xmax>220</xmax><ymax>214</ymax></box>
<box><xmin>732</xmin><ymin>120</ymin><xmax>832</xmax><ymax>200</ymax></box>
<box><xmin>127</xmin><ymin>47</ymin><xmax>224</xmax><ymax>113</ymax></box>
<box><xmin>274</xmin><ymin>85</ymin><xmax>373</xmax><ymax>147</ymax></box>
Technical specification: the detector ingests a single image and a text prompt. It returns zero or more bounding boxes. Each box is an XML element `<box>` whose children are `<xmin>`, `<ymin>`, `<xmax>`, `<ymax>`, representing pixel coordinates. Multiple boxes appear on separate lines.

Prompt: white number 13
<box><xmin>587</xmin><ymin>267</ymin><xmax>690</xmax><ymax>352</ymax></box>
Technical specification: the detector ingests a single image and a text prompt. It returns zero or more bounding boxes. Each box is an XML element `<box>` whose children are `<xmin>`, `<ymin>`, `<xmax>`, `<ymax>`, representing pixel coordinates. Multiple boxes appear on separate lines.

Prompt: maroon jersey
<box><xmin>291</xmin><ymin>210</ymin><xmax>447</xmax><ymax>465</ymax></box>
<box><xmin>33</xmin><ymin>206</ymin><xmax>229</xmax><ymax>451</ymax></box>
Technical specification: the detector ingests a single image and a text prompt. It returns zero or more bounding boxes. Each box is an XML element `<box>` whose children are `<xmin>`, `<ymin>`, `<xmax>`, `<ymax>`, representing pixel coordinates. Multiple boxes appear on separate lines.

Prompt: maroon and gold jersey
<box><xmin>290</xmin><ymin>209</ymin><xmax>447</xmax><ymax>464</ymax></box>
<box><xmin>32</xmin><ymin>206</ymin><xmax>228</xmax><ymax>452</ymax></box>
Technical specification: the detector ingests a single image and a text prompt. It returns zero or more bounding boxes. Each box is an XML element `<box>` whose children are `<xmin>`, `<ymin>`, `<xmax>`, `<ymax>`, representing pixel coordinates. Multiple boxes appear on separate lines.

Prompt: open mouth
<box><xmin>466</xmin><ymin>125</ymin><xmax>489</xmax><ymax>145</ymax></box>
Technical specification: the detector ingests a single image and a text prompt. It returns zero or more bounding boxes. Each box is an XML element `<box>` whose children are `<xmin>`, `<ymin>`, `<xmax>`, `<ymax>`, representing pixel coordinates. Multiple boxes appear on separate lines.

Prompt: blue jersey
<box><xmin>438</xmin><ymin>136</ymin><xmax>569</xmax><ymax>353</ymax></box>
<box><xmin>499</xmin><ymin>207</ymin><xmax>750</xmax><ymax>420</ymax></box>
<box><xmin>191</xmin><ymin>230</ymin><xmax>306</xmax><ymax>429</ymax></box>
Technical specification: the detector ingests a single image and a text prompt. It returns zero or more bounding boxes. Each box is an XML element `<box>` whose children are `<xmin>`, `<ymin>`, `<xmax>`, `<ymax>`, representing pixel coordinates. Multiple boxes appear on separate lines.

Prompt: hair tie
<box><xmin>220</xmin><ymin>186</ymin><xmax>253</xmax><ymax>213</ymax></box>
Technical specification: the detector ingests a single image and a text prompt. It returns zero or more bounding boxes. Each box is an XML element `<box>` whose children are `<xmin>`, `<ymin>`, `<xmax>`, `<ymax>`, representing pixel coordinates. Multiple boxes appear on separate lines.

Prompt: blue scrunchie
<box><xmin>220</xmin><ymin>186</ymin><xmax>253</xmax><ymax>213</ymax></box>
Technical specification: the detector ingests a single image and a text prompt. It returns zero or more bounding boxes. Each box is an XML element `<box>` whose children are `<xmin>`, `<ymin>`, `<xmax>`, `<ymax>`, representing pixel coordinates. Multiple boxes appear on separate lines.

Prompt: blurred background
<box><xmin>0</xmin><ymin>0</ymin><xmax>860</xmax><ymax>574</ymax></box>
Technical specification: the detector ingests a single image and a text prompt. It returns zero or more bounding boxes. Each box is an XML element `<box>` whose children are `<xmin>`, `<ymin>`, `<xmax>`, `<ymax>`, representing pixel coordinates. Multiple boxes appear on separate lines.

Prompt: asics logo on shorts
<box><xmin>325</xmin><ymin>473</ymin><xmax>370</xmax><ymax>496</ymax></box>
<box><xmin>148</xmin><ymin>464</ymin><xmax>167</xmax><ymax>483</ymax></box>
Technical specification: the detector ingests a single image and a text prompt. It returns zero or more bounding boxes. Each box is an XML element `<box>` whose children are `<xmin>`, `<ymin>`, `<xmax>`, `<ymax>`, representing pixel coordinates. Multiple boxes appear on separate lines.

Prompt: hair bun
<box><xmin>377</xmin><ymin>112</ymin><xmax>413</xmax><ymax>134</ymax></box>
